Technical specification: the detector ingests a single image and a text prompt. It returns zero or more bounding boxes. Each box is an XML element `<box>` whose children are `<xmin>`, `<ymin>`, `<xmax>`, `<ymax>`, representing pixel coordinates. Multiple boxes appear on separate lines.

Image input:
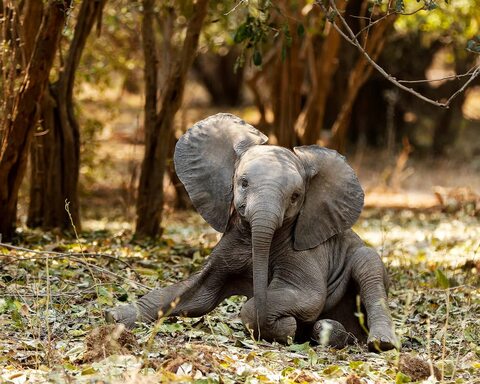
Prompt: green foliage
<box><xmin>395</xmin><ymin>0</ymin><xmax>479</xmax><ymax>46</ymax></box>
<box><xmin>226</xmin><ymin>2</ymin><xmax>309</xmax><ymax>69</ymax></box>
<box><xmin>77</xmin><ymin>0</ymin><xmax>143</xmax><ymax>90</ymax></box>
<box><xmin>233</xmin><ymin>13</ymin><xmax>270</xmax><ymax>68</ymax></box>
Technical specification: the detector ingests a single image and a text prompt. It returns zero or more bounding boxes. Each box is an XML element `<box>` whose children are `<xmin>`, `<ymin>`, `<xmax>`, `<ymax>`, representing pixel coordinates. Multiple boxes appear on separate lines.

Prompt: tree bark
<box><xmin>27</xmin><ymin>0</ymin><xmax>106</xmax><ymax>231</ymax></box>
<box><xmin>330</xmin><ymin>16</ymin><xmax>395</xmax><ymax>153</ymax></box>
<box><xmin>270</xmin><ymin>1</ymin><xmax>305</xmax><ymax>148</ymax></box>
<box><xmin>301</xmin><ymin>0</ymin><xmax>346</xmax><ymax>145</ymax></box>
<box><xmin>0</xmin><ymin>0</ymin><xmax>72</xmax><ymax>241</ymax></box>
<box><xmin>135</xmin><ymin>0</ymin><xmax>209</xmax><ymax>238</ymax></box>
<box><xmin>1</xmin><ymin>2</ymin><xmax>26</xmax><ymax>143</ymax></box>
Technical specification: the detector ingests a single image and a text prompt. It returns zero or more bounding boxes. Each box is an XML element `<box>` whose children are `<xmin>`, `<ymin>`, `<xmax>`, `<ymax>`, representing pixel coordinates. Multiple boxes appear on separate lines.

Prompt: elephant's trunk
<box><xmin>250</xmin><ymin>210</ymin><xmax>280</xmax><ymax>335</ymax></box>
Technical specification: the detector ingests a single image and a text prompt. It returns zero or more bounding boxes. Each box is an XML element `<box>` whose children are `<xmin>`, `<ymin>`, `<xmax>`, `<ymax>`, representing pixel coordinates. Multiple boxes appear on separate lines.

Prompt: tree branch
<box><xmin>316</xmin><ymin>0</ymin><xmax>480</xmax><ymax>108</ymax></box>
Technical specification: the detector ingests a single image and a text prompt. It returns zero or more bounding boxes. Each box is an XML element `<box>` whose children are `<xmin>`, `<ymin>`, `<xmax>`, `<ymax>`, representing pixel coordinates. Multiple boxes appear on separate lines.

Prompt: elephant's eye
<box><xmin>241</xmin><ymin>178</ymin><xmax>248</xmax><ymax>188</ymax></box>
<box><xmin>291</xmin><ymin>192</ymin><xmax>300</xmax><ymax>203</ymax></box>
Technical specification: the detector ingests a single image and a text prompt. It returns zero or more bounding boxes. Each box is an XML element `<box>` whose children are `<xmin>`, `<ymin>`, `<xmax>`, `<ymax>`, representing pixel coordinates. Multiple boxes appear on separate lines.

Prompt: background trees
<box><xmin>0</xmin><ymin>0</ymin><xmax>73</xmax><ymax>240</ymax></box>
<box><xmin>0</xmin><ymin>0</ymin><xmax>478</xmax><ymax>241</ymax></box>
<box><xmin>28</xmin><ymin>0</ymin><xmax>107</xmax><ymax>232</ymax></box>
<box><xmin>135</xmin><ymin>0</ymin><xmax>209</xmax><ymax>238</ymax></box>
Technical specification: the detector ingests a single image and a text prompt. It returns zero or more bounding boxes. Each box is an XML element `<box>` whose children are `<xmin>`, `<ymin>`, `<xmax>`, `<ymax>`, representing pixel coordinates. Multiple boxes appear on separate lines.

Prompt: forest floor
<box><xmin>1</xmin><ymin>207</ymin><xmax>479</xmax><ymax>383</ymax></box>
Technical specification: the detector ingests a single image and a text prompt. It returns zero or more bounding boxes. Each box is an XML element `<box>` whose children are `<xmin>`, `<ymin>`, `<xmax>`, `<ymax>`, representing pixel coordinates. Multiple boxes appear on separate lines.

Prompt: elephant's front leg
<box><xmin>106</xmin><ymin>226</ymin><xmax>253</xmax><ymax>328</ymax></box>
<box><xmin>106</xmin><ymin>267</ymin><xmax>223</xmax><ymax>328</ymax></box>
<box><xmin>350</xmin><ymin>247</ymin><xmax>399</xmax><ymax>351</ymax></box>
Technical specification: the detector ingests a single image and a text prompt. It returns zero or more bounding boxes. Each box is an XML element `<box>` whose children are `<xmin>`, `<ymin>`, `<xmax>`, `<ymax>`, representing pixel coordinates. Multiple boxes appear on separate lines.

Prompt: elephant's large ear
<box><xmin>174</xmin><ymin>113</ymin><xmax>268</xmax><ymax>232</ymax></box>
<box><xmin>293</xmin><ymin>145</ymin><xmax>364</xmax><ymax>250</ymax></box>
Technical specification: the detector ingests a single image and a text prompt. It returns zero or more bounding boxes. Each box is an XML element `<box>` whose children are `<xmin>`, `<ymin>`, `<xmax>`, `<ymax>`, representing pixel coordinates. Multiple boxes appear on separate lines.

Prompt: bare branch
<box><xmin>315</xmin><ymin>0</ymin><xmax>480</xmax><ymax>108</ymax></box>
<box><xmin>444</xmin><ymin>65</ymin><xmax>480</xmax><ymax>105</ymax></box>
<box><xmin>353</xmin><ymin>5</ymin><xmax>426</xmax><ymax>40</ymax></box>
<box><xmin>398</xmin><ymin>66</ymin><xmax>478</xmax><ymax>83</ymax></box>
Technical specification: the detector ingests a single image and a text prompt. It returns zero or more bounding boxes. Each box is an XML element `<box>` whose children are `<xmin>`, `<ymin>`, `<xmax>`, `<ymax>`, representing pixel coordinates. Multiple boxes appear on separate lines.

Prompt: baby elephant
<box><xmin>107</xmin><ymin>113</ymin><xmax>399</xmax><ymax>352</ymax></box>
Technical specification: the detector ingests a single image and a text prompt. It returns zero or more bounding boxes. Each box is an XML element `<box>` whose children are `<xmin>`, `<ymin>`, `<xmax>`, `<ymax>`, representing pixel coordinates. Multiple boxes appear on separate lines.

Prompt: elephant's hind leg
<box><xmin>350</xmin><ymin>247</ymin><xmax>399</xmax><ymax>351</ymax></box>
<box><xmin>315</xmin><ymin>280</ymin><xmax>367</xmax><ymax>348</ymax></box>
<box><xmin>311</xmin><ymin>319</ymin><xmax>355</xmax><ymax>349</ymax></box>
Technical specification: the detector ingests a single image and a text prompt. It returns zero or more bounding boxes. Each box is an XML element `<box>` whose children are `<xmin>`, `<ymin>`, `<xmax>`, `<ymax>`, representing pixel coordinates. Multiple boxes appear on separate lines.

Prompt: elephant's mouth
<box><xmin>237</xmin><ymin>204</ymin><xmax>246</xmax><ymax>217</ymax></box>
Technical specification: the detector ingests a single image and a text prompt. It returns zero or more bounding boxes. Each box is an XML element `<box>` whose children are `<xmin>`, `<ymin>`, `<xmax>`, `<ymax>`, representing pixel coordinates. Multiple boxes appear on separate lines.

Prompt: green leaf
<box><xmin>349</xmin><ymin>361</ymin><xmax>364</xmax><ymax>369</ymax></box>
<box><xmin>323</xmin><ymin>365</ymin><xmax>340</xmax><ymax>375</ymax></box>
<box><xmin>286</xmin><ymin>341</ymin><xmax>310</xmax><ymax>352</ymax></box>
<box><xmin>297</xmin><ymin>23</ymin><xmax>305</xmax><ymax>37</ymax></box>
<box><xmin>435</xmin><ymin>268</ymin><xmax>450</xmax><ymax>288</ymax></box>
<box><xmin>253</xmin><ymin>50</ymin><xmax>262</xmax><ymax>66</ymax></box>
<box><xmin>234</xmin><ymin>23</ymin><xmax>250</xmax><ymax>44</ymax></box>
<box><xmin>396</xmin><ymin>371</ymin><xmax>412</xmax><ymax>383</ymax></box>
<box><xmin>234</xmin><ymin>51</ymin><xmax>246</xmax><ymax>73</ymax></box>
<box><xmin>81</xmin><ymin>366</ymin><xmax>97</xmax><ymax>375</ymax></box>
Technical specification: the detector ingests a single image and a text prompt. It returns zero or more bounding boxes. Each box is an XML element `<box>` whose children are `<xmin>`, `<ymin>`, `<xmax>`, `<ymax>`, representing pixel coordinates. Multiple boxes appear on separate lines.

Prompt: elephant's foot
<box><xmin>367</xmin><ymin>325</ymin><xmax>399</xmax><ymax>352</ymax></box>
<box><xmin>105</xmin><ymin>304</ymin><xmax>142</xmax><ymax>329</ymax></box>
<box><xmin>312</xmin><ymin>319</ymin><xmax>354</xmax><ymax>349</ymax></box>
<box><xmin>240</xmin><ymin>300</ymin><xmax>296</xmax><ymax>343</ymax></box>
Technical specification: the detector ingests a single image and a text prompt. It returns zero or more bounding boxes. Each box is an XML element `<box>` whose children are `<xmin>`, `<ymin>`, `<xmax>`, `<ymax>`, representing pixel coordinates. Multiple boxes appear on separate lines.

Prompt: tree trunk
<box><xmin>245</xmin><ymin>46</ymin><xmax>278</xmax><ymax>131</ymax></box>
<box><xmin>0</xmin><ymin>0</ymin><xmax>72</xmax><ymax>241</ymax></box>
<box><xmin>270</xmin><ymin>1</ymin><xmax>305</xmax><ymax>148</ymax></box>
<box><xmin>301</xmin><ymin>0</ymin><xmax>346</xmax><ymax>145</ymax></box>
<box><xmin>167</xmin><ymin>134</ymin><xmax>191</xmax><ymax>210</ymax></box>
<box><xmin>135</xmin><ymin>0</ymin><xmax>208</xmax><ymax>238</ymax></box>
<box><xmin>193</xmin><ymin>49</ymin><xmax>244</xmax><ymax>107</ymax></box>
<box><xmin>330</xmin><ymin>16</ymin><xmax>395</xmax><ymax>153</ymax></box>
<box><xmin>1</xmin><ymin>2</ymin><xmax>26</xmax><ymax>143</ymax></box>
<box><xmin>27</xmin><ymin>0</ymin><xmax>106</xmax><ymax>231</ymax></box>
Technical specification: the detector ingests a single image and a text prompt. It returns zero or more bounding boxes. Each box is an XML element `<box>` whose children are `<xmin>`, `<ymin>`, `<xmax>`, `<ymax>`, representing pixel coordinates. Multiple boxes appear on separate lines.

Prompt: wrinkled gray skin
<box><xmin>106</xmin><ymin>113</ymin><xmax>399</xmax><ymax>352</ymax></box>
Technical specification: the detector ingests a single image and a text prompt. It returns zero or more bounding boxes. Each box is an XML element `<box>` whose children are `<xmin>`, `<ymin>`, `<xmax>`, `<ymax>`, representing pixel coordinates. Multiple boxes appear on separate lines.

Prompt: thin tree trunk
<box><xmin>167</xmin><ymin>133</ymin><xmax>191</xmax><ymax>210</ymax></box>
<box><xmin>28</xmin><ymin>0</ymin><xmax>106</xmax><ymax>231</ymax></box>
<box><xmin>330</xmin><ymin>17</ymin><xmax>395</xmax><ymax>152</ymax></box>
<box><xmin>271</xmin><ymin>1</ymin><xmax>305</xmax><ymax>148</ymax></box>
<box><xmin>245</xmin><ymin>46</ymin><xmax>278</xmax><ymax>130</ymax></box>
<box><xmin>1</xmin><ymin>2</ymin><xmax>25</xmax><ymax>142</ymax></box>
<box><xmin>301</xmin><ymin>0</ymin><xmax>346</xmax><ymax>145</ymax></box>
<box><xmin>135</xmin><ymin>0</ymin><xmax>208</xmax><ymax>238</ymax></box>
<box><xmin>0</xmin><ymin>0</ymin><xmax>72</xmax><ymax>241</ymax></box>
<box><xmin>22</xmin><ymin>0</ymin><xmax>44</xmax><ymax>59</ymax></box>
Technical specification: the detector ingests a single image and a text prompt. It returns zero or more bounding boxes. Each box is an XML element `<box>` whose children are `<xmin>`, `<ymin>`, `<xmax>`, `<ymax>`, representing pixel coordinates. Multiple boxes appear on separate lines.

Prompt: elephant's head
<box><xmin>174</xmin><ymin>113</ymin><xmax>364</xmax><ymax>331</ymax></box>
